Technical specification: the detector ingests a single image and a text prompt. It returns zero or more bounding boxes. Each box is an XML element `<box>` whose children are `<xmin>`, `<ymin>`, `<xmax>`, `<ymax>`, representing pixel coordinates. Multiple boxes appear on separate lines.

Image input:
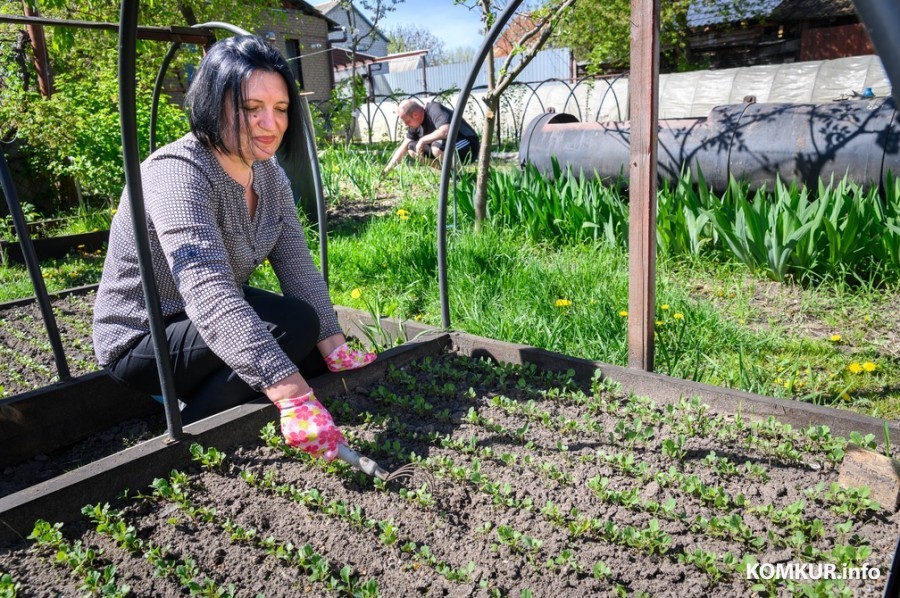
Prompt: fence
<box><xmin>326</xmin><ymin>54</ymin><xmax>892</xmax><ymax>149</ymax></box>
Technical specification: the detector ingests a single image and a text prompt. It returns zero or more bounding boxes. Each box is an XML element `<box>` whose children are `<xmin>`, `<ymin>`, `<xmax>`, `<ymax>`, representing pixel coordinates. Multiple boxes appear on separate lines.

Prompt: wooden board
<box><xmin>838</xmin><ymin>443</ymin><xmax>900</xmax><ymax>512</ymax></box>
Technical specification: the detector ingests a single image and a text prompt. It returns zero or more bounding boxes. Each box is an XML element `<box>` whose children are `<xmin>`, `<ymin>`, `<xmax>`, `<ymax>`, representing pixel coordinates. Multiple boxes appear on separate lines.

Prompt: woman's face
<box><xmin>225</xmin><ymin>70</ymin><xmax>290</xmax><ymax>162</ymax></box>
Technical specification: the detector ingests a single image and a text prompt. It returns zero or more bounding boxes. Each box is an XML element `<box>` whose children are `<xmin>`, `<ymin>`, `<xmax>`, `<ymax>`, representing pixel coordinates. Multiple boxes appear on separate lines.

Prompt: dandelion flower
<box><xmin>673</xmin><ymin>312</ymin><xmax>684</xmax><ymax>320</ymax></box>
<box><xmin>863</xmin><ymin>315</ymin><xmax>872</xmax><ymax>323</ymax></box>
<box><xmin>774</xmin><ymin>377</ymin><xmax>783</xmax><ymax>384</ymax></box>
<box><xmin>618</xmin><ymin>310</ymin><xmax>628</xmax><ymax>317</ymax></box>
<box><xmin>76</xmin><ymin>244</ymin><xmax>86</xmax><ymax>250</ymax></box>
<box><xmin>862</xmin><ymin>362</ymin><xmax>876</xmax><ymax>372</ymax></box>
<box><xmin>655</xmin><ymin>320</ymin><xmax>664</xmax><ymax>327</ymax></box>
<box><xmin>848</xmin><ymin>362</ymin><xmax>863</xmax><ymax>374</ymax></box>
<box><xmin>555</xmin><ymin>298</ymin><xmax>572</xmax><ymax>308</ymax></box>
<box><xmin>397</xmin><ymin>209</ymin><xmax>411</xmax><ymax>220</ymax></box>
<box><xmin>350</xmin><ymin>288</ymin><xmax>362</xmax><ymax>299</ymax></box>
<box><xmin>830</xmin><ymin>334</ymin><xmax>842</xmax><ymax>343</ymax></box>
<box><xmin>660</xmin><ymin>304</ymin><xmax>669</xmax><ymax>311</ymax></box>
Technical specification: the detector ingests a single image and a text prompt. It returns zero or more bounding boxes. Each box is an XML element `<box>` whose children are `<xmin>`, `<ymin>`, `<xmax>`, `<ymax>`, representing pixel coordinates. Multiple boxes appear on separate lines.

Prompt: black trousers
<box><xmin>105</xmin><ymin>287</ymin><xmax>326</xmax><ymax>424</ymax></box>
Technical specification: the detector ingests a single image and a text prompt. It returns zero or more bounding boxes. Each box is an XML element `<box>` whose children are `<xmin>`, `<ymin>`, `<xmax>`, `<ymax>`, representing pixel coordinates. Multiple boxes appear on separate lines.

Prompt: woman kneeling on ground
<box><xmin>93</xmin><ymin>35</ymin><xmax>373</xmax><ymax>459</ymax></box>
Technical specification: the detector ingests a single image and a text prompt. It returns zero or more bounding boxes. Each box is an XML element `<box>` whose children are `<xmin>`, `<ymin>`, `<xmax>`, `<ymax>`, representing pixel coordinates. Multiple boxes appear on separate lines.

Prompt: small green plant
<box><xmin>0</xmin><ymin>571</ymin><xmax>22</xmax><ymax>597</ymax></box>
<box><xmin>189</xmin><ymin>443</ymin><xmax>226</xmax><ymax>470</ymax></box>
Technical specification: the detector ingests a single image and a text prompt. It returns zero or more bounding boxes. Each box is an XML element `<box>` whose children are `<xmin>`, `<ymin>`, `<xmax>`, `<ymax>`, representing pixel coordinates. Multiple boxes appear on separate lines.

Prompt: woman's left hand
<box><xmin>324</xmin><ymin>342</ymin><xmax>376</xmax><ymax>372</ymax></box>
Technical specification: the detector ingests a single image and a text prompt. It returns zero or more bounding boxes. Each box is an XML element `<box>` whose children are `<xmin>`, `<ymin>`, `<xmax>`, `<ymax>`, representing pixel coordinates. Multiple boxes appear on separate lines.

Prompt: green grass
<box><xmin>3</xmin><ymin>146</ymin><xmax>897</xmax><ymax>419</ymax></box>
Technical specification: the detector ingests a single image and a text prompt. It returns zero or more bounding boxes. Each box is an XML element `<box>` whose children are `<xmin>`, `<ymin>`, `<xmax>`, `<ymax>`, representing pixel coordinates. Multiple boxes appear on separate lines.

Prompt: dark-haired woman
<box><xmin>93</xmin><ymin>35</ymin><xmax>373</xmax><ymax>459</ymax></box>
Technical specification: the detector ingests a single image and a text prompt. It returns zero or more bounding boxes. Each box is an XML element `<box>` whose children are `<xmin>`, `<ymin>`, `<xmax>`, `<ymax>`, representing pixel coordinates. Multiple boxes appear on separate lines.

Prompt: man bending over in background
<box><xmin>382</xmin><ymin>98</ymin><xmax>480</xmax><ymax>175</ymax></box>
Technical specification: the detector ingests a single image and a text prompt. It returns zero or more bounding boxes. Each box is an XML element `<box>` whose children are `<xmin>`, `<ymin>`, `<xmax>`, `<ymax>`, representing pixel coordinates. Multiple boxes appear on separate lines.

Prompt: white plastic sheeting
<box><xmin>353</xmin><ymin>54</ymin><xmax>892</xmax><ymax>143</ymax></box>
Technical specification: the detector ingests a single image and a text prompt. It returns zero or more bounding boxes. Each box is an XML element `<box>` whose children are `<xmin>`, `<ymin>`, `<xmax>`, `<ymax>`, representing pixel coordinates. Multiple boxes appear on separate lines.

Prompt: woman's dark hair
<box><xmin>185</xmin><ymin>35</ymin><xmax>303</xmax><ymax>160</ymax></box>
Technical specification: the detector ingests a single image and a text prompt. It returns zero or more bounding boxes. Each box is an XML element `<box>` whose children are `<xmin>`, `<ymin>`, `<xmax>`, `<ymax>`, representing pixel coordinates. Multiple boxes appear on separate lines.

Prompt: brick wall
<box><xmin>259</xmin><ymin>9</ymin><xmax>334</xmax><ymax>102</ymax></box>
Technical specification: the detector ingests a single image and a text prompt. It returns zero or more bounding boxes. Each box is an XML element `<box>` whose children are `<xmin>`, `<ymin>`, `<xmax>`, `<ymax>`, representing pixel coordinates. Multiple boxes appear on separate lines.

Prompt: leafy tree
<box><xmin>455</xmin><ymin>0</ymin><xmax>575</xmax><ymax>229</ymax></box>
<box><xmin>552</xmin><ymin>0</ymin><xmax>767</xmax><ymax>74</ymax></box>
<box><xmin>0</xmin><ymin>0</ymin><xmax>278</xmax><ymax>205</ymax></box>
<box><xmin>443</xmin><ymin>45</ymin><xmax>478</xmax><ymax>65</ymax></box>
<box><xmin>386</xmin><ymin>24</ymin><xmax>446</xmax><ymax>64</ymax></box>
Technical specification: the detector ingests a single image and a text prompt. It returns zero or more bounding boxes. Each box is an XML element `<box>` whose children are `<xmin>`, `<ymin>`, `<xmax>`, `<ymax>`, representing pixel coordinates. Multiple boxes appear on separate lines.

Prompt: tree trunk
<box><xmin>473</xmin><ymin>94</ymin><xmax>499</xmax><ymax>231</ymax></box>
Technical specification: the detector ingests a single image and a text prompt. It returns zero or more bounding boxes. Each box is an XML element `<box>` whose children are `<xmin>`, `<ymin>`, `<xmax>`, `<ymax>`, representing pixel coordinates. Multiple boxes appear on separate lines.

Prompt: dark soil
<box><xmin>2</xmin><ymin>351</ymin><xmax>896</xmax><ymax>596</ymax></box>
<box><xmin>0</xmin><ymin>290</ymin><xmax>101</xmax><ymax>399</ymax></box>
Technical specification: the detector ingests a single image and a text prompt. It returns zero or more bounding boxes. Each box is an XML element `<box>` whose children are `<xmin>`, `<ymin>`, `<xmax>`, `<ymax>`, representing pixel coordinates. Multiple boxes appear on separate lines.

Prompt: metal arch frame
<box><xmin>0</xmin><ymin>9</ymin><xmax>217</xmax><ymax>395</ymax></box>
<box><xmin>119</xmin><ymin>0</ymin><xmax>183</xmax><ymax>439</ymax></box>
<box><xmin>593</xmin><ymin>72</ymin><xmax>628</xmax><ymax>123</ymax></box>
<box><xmin>436</xmin><ymin>0</ymin><xmax>524</xmax><ymax>328</ymax></box>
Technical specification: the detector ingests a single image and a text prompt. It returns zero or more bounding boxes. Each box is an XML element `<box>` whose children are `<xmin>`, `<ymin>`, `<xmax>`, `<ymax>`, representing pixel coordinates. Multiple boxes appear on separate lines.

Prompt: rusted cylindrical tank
<box><xmin>519</xmin><ymin>97</ymin><xmax>900</xmax><ymax>190</ymax></box>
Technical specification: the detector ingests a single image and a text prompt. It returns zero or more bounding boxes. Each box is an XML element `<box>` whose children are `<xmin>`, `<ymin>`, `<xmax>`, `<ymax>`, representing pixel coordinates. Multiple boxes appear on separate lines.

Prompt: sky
<box><xmin>376</xmin><ymin>0</ymin><xmax>485</xmax><ymax>52</ymax></box>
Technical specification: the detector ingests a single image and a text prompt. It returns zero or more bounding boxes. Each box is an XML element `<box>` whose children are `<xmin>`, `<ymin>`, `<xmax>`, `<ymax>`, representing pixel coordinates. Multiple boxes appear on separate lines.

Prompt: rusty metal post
<box><xmin>22</xmin><ymin>1</ymin><xmax>53</xmax><ymax>97</ymax></box>
<box><xmin>627</xmin><ymin>0</ymin><xmax>660</xmax><ymax>371</ymax></box>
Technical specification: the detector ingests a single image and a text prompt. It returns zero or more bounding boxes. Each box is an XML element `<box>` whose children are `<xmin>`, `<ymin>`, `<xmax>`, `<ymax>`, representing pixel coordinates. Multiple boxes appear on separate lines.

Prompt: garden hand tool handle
<box><xmin>336</xmin><ymin>443</ymin><xmax>390</xmax><ymax>480</ymax></box>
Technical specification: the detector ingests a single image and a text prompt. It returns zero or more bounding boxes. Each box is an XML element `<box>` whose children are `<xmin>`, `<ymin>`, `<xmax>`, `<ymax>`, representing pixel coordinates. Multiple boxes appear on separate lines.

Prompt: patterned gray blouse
<box><xmin>93</xmin><ymin>133</ymin><xmax>341</xmax><ymax>391</ymax></box>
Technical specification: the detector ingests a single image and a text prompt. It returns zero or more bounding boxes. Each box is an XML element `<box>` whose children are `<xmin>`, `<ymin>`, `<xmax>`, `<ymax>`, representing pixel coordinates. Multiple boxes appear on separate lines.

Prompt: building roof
<box><xmin>687</xmin><ymin>0</ymin><xmax>857</xmax><ymax>27</ymax></box>
<box><xmin>314</xmin><ymin>1</ymin><xmax>389</xmax><ymax>43</ymax></box>
<box><xmin>770</xmin><ymin>0</ymin><xmax>856</xmax><ymax>20</ymax></box>
<box><xmin>284</xmin><ymin>0</ymin><xmax>342</xmax><ymax>30</ymax></box>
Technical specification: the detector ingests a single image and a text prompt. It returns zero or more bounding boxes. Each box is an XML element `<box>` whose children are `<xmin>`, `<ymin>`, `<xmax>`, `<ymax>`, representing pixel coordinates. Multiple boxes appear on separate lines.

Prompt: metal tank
<box><xmin>519</xmin><ymin>97</ymin><xmax>900</xmax><ymax>190</ymax></box>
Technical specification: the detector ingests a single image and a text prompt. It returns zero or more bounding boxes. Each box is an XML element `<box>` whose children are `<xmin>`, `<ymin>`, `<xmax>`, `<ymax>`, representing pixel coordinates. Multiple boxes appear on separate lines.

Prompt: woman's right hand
<box><xmin>274</xmin><ymin>390</ymin><xmax>344</xmax><ymax>461</ymax></box>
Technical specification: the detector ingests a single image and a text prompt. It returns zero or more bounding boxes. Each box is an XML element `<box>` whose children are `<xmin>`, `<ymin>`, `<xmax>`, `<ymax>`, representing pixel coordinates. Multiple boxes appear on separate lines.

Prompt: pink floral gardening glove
<box><xmin>274</xmin><ymin>391</ymin><xmax>345</xmax><ymax>461</ymax></box>
<box><xmin>324</xmin><ymin>342</ymin><xmax>376</xmax><ymax>373</ymax></box>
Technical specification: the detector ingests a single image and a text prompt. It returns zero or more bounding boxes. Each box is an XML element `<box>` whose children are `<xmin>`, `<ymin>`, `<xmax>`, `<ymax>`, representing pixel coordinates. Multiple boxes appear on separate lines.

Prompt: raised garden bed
<box><xmin>0</xmin><ymin>229</ymin><xmax>109</xmax><ymax>264</ymax></box>
<box><xmin>0</xmin><ymin>287</ymin><xmax>101</xmax><ymax>399</ymax></box>
<box><xmin>1</xmin><ymin>330</ymin><xmax>896</xmax><ymax>596</ymax></box>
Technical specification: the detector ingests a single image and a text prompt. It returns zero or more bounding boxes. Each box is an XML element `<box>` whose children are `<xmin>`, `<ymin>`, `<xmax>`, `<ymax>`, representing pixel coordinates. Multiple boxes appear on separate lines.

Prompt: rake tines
<box><xmin>384</xmin><ymin>463</ymin><xmax>435</xmax><ymax>488</ymax></box>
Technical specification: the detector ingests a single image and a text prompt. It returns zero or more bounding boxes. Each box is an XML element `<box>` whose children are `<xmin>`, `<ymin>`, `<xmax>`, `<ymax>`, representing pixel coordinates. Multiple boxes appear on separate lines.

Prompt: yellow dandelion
<box><xmin>716</xmin><ymin>290</ymin><xmax>725</xmax><ymax>297</ymax></box>
<box><xmin>618</xmin><ymin>310</ymin><xmax>628</xmax><ymax>317</ymax></box>
<box><xmin>655</xmin><ymin>320</ymin><xmax>664</xmax><ymax>327</ymax></box>
<box><xmin>848</xmin><ymin>362</ymin><xmax>863</xmax><ymax>374</ymax></box>
<box><xmin>661</xmin><ymin>304</ymin><xmax>669</xmax><ymax>311</ymax></box>
<box><xmin>862</xmin><ymin>315</ymin><xmax>872</xmax><ymax>323</ymax></box>
<box><xmin>397</xmin><ymin>209</ymin><xmax>411</xmax><ymax>220</ymax></box>
<box><xmin>555</xmin><ymin>298</ymin><xmax>572</xmax><ymax>308</ymax></box>
<box><xmin>110</xmin><ymin>208</ymin><xmax>118</xmax><ymax>215</ymax></box>
<box><xmin>830</xmin><ymin>334</ymin><xmax>842</xmax><ymax>343</ymax></box>
<box><xmin>862</xmin><ymin>362</ymin><xmax>876</xmax><ymax>372</ymax></box>
<box><xmin>673</xmin><ymin>312</ymin><xmax>684</xmax><ymax>320</ymax></box>
<box><xmin>774</xmin><ymin>377</ymin><xmax>783</xmax><ymax>384</ymax></box>
<box><xmin>350</xmin><ymin>288</ymin><xmax>362</xmax><ymax>299</ymax></box>
<box><xmin>840</xmin><ymin>392</ymin><xmax>851</xmax><ymax>402</ymax></box>
<box><xmin>76</xmin><ymin>244</ymin><xmax>86</xmax><ymax>250</ymax></box>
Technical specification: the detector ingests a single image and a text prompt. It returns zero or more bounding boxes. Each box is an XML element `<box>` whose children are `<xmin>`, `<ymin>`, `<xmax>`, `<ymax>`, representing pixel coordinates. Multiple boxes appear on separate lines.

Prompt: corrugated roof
<box><xmin>687</xmin><ymin>0</ymin><xmax>857</xmax><ymax>27</ymax></box>
<box><xmin>688</xmin><ymin>0</ymin><xmax>781</xmax><ymax>27</ymax></box>
<box><xmin>771</xmin><ymin>0</ymin><xmax>857</xmax><ymax>20</ymax></box>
